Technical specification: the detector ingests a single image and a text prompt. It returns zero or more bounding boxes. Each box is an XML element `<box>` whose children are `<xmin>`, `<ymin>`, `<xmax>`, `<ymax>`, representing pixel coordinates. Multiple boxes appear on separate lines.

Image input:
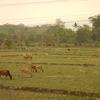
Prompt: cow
<box><xmin>20</xmin><ymin>68</ymin><xmax>32</xmax><ymax>77</ymax></box>
<box><xmin>0</xmin><ymin>69</ymin><xmax>12</xmax><ymax>79</ymax></box>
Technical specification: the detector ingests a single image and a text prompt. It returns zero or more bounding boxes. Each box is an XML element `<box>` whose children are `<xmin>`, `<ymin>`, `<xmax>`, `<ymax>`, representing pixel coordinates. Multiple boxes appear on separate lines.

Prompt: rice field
<box><xmin>0</xmin><ymin>47</ymin><xmax>100</xmax><ymax>100</ymax></box>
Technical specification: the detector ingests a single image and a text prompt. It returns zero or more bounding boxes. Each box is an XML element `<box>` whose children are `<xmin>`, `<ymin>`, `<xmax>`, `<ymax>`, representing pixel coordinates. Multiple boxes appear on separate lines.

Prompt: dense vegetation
<box><xmin>0</xmin><ymin>14</ymin><xmax>100</xmax><ymax>48</ymax></box>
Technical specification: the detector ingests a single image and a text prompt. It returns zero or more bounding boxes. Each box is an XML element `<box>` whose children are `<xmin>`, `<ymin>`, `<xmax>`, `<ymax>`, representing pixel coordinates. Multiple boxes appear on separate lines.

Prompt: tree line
<box><xmin>0</xmin><ymin>14</ymin><xmax>100</xmax><ymax>48</ymax></box>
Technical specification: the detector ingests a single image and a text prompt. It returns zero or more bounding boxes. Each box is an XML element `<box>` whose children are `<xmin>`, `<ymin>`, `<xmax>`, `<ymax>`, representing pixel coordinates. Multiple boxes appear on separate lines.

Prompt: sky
<box><xmin>0</xmin><ymin>0</ymin><xmax>100</xmax><ymax>28</ymax></box>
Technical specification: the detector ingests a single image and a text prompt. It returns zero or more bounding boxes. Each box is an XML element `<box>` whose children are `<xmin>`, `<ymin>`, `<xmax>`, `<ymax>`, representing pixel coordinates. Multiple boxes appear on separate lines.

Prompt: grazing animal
<box><xmin>67</xmin><ymin>57</ymin><xmax>72</xmax><ymax>60</ymax></box>
<box><xmin>0</xmin><ymin>70</ymin><xmax>12</xmax><ymax>79</ymax></box>
<box><xmin>91</xmin><ymin>54</ymin><xmax>98</xmax><ymax>57</ymax></box>
<box><xmin>68</xmin><ymin>48</ymin><xmax>70</xmax><ymax>51</ymax></box>
<box><xmin>28</xmin><ymin>64</ymin><xmax>37</xmax><ymax>72</ymax></box>
<box><xmin>20</xmin><ymin>68</ymin><xmax>32</xmax><ymax>77</ymax></box>
<box><xmin>23</xmin><ymin>54</ymin><xmax>32</xmax><ymax>60</ymax></box>
<box><xmin>37</xmin><ymin>65</ymin><xmax>44</xmax><ymax>72</ymax></box>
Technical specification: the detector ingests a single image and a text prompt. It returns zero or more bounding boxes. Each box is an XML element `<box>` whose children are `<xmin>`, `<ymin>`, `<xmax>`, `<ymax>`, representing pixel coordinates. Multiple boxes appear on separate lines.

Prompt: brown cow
<box><xmin>20</xmin><ymin>68</ymin><xmax>32</xmax><ymax>77</ymax></box>
<box><xmin>0</xmin><ymin>69</ymin><xmax>12</xmax><ymax>79</ymax></box>
<box><xmin>37</xmin><ymin>65</ymin><xmax>44</xmax><ymax>72</ymax></box>
<box><xmin>28</xmin><ymin>64</ymin><xmax>37</xmax><ymax>72</ymax></box>
<box><xmin>23</xmin><ymin>54</ymin><xmax>32</xmax><ymax>60</ymax></box>
<box><xmin>91</xmin><ymin>54</ymin><xmax>98</xmax><ymax>57</ymax></box>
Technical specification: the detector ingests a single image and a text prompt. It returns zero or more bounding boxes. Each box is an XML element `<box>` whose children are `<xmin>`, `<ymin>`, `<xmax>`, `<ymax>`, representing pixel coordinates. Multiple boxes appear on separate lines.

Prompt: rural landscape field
<box><xmin>0</xmin><ymin>47</ymin><xmax>100</xmax><ymax>100</ymax></box>
<box><xmin>0</xmin><ymin>0</ymin><xmax>100</xmax><ymax>99</ymax></box>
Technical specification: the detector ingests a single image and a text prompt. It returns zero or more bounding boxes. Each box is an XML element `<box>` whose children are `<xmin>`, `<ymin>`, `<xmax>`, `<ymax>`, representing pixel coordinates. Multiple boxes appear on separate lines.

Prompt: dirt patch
<box><xmin>0</xmin><ymin>84</ymin><xmax>100</xmax><ymax>99</ymax></box>
<box><xmin>1</xmin><ymin>54</ymin><xmax>22</xmax><ymax>57</ymax></box>
<box><xmin>0</xmin><ymin>61</ymin><xmax>99</xmax><ymax>67</ymax></box>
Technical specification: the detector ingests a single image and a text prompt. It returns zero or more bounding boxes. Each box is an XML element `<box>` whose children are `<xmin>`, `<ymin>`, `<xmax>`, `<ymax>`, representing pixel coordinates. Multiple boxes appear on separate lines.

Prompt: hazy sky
<box><xmin>0</xmin><ymin>0</ymin><xmax>100</xmax><ymax>27</ymax></box>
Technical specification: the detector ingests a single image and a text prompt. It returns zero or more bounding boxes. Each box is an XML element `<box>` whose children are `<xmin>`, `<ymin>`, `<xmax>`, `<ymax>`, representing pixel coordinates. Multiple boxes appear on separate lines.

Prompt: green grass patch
<box><xmin>0</xmin><ymin>47</ymin><xmax>100</xmax><ymax>99</ymax></box>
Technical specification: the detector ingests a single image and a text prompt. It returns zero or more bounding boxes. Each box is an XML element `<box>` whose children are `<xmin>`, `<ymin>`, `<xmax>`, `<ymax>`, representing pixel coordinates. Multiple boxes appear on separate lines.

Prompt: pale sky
<box><xmin>0</xmin><ymin>0</ymin><xmax>100</xmax><ymax>27</ymax></box>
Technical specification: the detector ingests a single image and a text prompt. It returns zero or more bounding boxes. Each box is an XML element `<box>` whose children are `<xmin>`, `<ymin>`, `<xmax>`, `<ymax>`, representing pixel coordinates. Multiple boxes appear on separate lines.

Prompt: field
<box><xmin>0</xmin><ymin>47</ymin><xmax>100</xmax><ymax>100</ymax></box>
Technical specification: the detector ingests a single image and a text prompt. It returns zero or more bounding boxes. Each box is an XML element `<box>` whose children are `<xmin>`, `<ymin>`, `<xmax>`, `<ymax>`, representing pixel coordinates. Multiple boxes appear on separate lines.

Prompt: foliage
<box><xmin>89</xmin><ymin>15</ymin><xmax>100</xmax><ymax>42</ymax></box>
<box><xmin>89</xmin><ymin>15</ymin><xmax>100</xmax><ymax>28</ymax></box>
<box><xmin>0</xmin><ymin>33</ymin><xmax>6</xmax><ymax>44</ymax></box>
<box><xmin>76</xmin><ymin>25</ymin><xmax>92</xmax><ymax>45</ymax></box>
<box><xmin>0</xmin><ymin>15</ymin><xmax>100</xmax><ymax>47</ymax></box>
<box><xmin>4</xmin><ymin>39</ymin><xmax>13</xmax><ymax>48</ymax></box>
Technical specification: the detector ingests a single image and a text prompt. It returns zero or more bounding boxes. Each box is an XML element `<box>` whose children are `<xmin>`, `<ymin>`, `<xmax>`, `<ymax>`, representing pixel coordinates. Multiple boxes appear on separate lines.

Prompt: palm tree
<box><xmin>73</xmin><ymin>22</ymin><xmax>78</xmax><ymax>31</ymax></box>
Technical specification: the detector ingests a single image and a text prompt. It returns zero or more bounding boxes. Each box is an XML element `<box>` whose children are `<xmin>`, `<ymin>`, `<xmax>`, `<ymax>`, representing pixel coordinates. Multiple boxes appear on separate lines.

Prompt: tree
<box><xmin>55</xmin><ymin>18</ymin><xmax>65</xmax><ymax>28</ymax></box>
<box><xmin>28</xmin><ymin>33</ymin><xmax>37</xmax><ymax>43</ymax></box>
<box><xmin>65</xmin><ymin>29</ymin><xmax>76</xmax><ymax>43</ymax></box>
<box><xmin>76</xmin><ymin>25</ymin><xmax>92</xmax><ymax>45</ymax></box>
<box><xmin>0</xmin><ymin>33</ymin><xmax>6</xmax><ymax>44</ymax></box>
<box><xmin>55</xmin><ymin>19</ymin><xmax>66</xmax><ymax>43</ymax></box>
<box><xmin>89</xmin><ymin>15</ymin><xmax>100</xmax><ymax>28</ymax></box>
<box><xmin>42</xmin><ymin>33</ymin><xmax>55</xmax><ymax>46</ymax></box>
<box><xmin>11</xmin><ymin>33</ymin><xmax>20</xmax><ymax>43</ymax></box>
<box><xmin>89</xmin><ymin>15</ymin><xmax>100</xmax><ymax>41</ymax></box>
<box><xmin>4</xmin><ymin>39</ymin><xmax>13</xmax><ymax>49</ymax></box>
<box><xmin>73</xmin><ymin>22</ymin><xmax>78</xmax><ymax>31</ymax></box>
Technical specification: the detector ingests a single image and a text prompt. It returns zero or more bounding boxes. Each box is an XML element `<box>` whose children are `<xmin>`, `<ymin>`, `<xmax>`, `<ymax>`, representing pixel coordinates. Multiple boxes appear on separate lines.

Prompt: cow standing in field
<box><xmin>28</xmin><ymin>64</ymin><xmax>37</xmax><ymax>72</ymax></box>
<box><xmin>37</xmin><ymin>65</ymin><xmax>44</xmax><ymax>72</ymax></box>
<box><xmin>0</xmin><ymin>69</ymin><xmax>12</xmax><ymax>79</ymax></box>
<box><xmin>28</xmin><ymin>63</ymin><xmax>44</xmax><ymax>72</ymax></box>
<box><xmin>20</xmin><ymin>68</ymin><xmax>32</xmax><ymax>77</ymax></box>
<box><xmin>91</xmin><ymin>54</ymin><xmax>98</xmax><ymax>57</ymax></box>
<box><xmin>23</xmin><ymin>54</ymin><xmax>32</xmax><ymax>60</ymax></box>
<box><xmin>67</xmin><ymin>48</ymin><xmax>70</xmax><ymax>51</ymax></box>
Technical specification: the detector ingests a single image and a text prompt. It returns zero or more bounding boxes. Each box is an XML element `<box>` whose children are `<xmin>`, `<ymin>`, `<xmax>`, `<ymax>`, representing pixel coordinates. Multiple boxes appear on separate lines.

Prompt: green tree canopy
<box><xmin>89</xmin><ymin>15</ymin><xmax>100</xmax><ymax>28</ymax></box>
